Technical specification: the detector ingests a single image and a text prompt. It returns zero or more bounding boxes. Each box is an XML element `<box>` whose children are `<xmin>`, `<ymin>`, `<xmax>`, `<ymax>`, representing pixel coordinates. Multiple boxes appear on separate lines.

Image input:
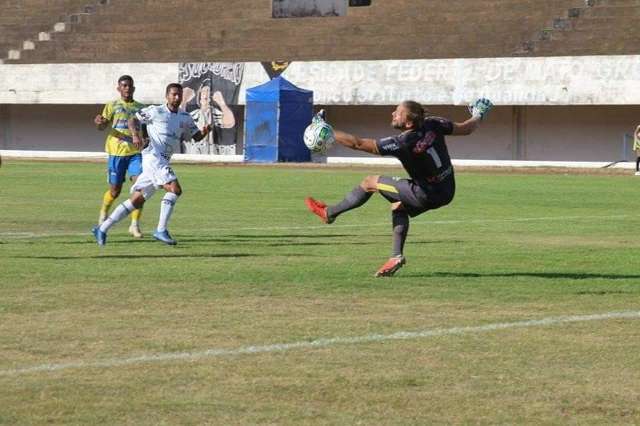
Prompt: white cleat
<box><xmin>635</xmin><ymin>171</ymin><xmax>640</xmax><ymax>176</ymax></box>
<box><xmin>128</xmin><ymin>224</ymin><xmax>143</xmax><ymax>239</ymax></box>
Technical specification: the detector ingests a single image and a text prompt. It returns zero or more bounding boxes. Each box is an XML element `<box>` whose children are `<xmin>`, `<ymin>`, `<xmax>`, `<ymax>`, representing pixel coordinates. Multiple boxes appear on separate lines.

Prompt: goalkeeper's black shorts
<box><xmin>376</xmin><ymin>175</ymin><xmax>455</xmax><ymax>217</ymax></box>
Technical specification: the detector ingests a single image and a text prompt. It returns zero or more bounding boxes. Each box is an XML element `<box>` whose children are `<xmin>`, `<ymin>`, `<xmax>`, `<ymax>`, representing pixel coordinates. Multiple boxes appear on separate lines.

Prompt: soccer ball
<box><xmin>303</xmin><ymin>121</ymin><xmax>335</xmax><ymax>153</ymax></box>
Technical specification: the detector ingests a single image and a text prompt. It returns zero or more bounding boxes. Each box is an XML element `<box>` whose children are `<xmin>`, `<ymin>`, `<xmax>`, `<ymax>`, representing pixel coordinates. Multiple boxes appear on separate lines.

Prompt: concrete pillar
<box><xmin>0</xmin><ymin>105</ymin><xmax>11</xmax><ymax>149</ymax></box>
<box><xmin>511</xmin><ymin>106</ymin><xmax>527</xmax><ymax>160</ymax></box>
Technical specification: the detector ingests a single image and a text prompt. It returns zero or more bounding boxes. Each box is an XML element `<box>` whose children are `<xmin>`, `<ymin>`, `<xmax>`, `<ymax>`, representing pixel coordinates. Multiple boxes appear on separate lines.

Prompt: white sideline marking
<box><xmin>0</xmin><ymin>214</ymin><xmax>632</xmax><ymax>240</ymax></box>
<box><xmin>1</xmin><ymin>311</ymin><xmax>638</xmax><ymax>377</ymax></box>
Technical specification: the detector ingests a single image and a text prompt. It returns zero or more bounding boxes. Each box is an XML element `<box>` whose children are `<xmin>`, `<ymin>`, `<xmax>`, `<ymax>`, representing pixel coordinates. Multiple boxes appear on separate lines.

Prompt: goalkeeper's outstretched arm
<box><xmin>334</xmin><ymin>130</ymin><xmax>380</xmax><ymax>155</ymax></box>
<box><xmin>452</xmin><ymin>98</ymin><xmax>493</xmax><ymax>136</ymax></box>
<box><xmin>451</xmin><ymin>116</ymin><xmax>482</xmax><ymax>136</ymax></box>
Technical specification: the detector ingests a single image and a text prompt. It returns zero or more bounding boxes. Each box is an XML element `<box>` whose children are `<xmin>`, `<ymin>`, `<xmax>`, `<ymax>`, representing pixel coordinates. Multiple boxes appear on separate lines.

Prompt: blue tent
<box><xmin>244</xmin><ymin>77</ymin><xmax>313</xmax><ymax>163</ymax></box>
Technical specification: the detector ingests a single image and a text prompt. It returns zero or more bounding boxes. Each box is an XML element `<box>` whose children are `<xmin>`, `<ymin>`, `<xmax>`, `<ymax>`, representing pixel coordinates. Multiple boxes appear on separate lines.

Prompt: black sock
<box><xmin>391</xmin><ymin>209</ymin><xmax>410</xmax><ymax>257</ymax></box>
<box><xmin>636</xmin><ymin>157</ymin><xmax>639</xmax><ymax>172</ymax></box>
<box><xmin>327</xmin><ymin>186</ymin><xmax>373</xmax><ymax>220</ymax></box>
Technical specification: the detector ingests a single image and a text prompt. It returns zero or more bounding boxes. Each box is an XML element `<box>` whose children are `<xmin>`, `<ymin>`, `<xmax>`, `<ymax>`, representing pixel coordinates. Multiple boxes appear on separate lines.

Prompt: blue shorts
<box><xmin>107</xmin><ymin>154</ymin><xmax>142</xmax><ymax>185</ymax></box>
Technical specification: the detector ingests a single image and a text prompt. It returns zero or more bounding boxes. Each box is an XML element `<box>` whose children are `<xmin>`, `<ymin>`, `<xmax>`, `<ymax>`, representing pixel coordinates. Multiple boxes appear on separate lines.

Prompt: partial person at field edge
<box><xmin>633</xmin><ymin>125</ymin><xmax>640</xmax><ymax>176</ymax></box>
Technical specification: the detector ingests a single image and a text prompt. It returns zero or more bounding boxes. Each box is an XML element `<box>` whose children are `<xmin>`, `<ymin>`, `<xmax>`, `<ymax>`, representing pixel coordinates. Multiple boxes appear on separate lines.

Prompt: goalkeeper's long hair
<box><xmin>402</xmin><ymin>100</ymin><xmax>427</xmax><ymax>129</ymax></box>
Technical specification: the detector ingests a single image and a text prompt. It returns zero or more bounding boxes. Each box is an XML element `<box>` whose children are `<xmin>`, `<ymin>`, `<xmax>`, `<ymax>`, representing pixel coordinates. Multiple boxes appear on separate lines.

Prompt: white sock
<box><xmin>157</xmin><ymin>193</ymin><xmax>179</xmax><ymax>232</ymax></box>
<box><xmin>100</xmin><ymin>200</ymin><xmax>135</xmax><ymax>232</ymax></box>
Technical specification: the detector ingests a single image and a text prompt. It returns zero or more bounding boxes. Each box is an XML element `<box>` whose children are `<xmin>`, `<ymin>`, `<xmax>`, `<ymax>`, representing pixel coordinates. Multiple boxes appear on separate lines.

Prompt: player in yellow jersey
<box><xmin>94</xmin><ymin>75</ymin><xmax>146</xmax><ymax>238</ymax></box>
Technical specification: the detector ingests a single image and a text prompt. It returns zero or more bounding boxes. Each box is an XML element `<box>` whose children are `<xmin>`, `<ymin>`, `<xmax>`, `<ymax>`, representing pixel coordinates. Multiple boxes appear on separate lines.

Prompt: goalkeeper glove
<box><xmin>312</xmin><ymin>109</ymin><xmax>327</xmax><ymax>124</ymax></box>
<box><xmin>469</xmin><ymin>98</ymin><xmax>493</xmax><ymax>120</ymax></box>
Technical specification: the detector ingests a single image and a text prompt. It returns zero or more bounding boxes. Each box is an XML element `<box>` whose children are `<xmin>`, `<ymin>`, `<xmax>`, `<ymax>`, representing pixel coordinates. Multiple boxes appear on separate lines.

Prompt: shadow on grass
<box><xmin>177</xmin><ymin>233</ymin><xmax>382</xmax><ymax>243</ymax></box>
<box><xmin>402</xmin><ymin>271</ymin><xmax>640</xmax><ymax>281</ymax></box>
<box><xmin>65</xmin><ymin>233</ymin><xmax>369</xmax><ymax>246</ymax></box>
<box><xmin>262</xmin><ymin>238</ymin><xmax>464</xmax><ymax>248</ymax></box>
<box><xmin>220</xmin><ymin>234</ymin><xmax>359</xmax><ymax>239</ymax></box>
<box><xmin>10</xmin><ymin>253</ymin><xmax>306</xmax><ymax>260</ymax></box>
<box><xmin>4</xmin><ymin>234</ymin><xmax>463</xmax><ymax>249</ymax></box>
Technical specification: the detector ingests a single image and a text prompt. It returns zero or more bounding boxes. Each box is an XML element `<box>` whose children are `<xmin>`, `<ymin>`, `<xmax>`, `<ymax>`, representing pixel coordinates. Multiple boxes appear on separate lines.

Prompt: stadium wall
<box><xmin>1</xmin><ymin>104</ymin><xmax>638</xmax><ymax>162</ymax></box>
<box><xmin>1</xmin><ymin>56</ymin><xmax>640</xmax><ymax>162</ymax></box>
<box><xmin>3</xmin><ymin>56</ymin><xmax>640</xmax><ymax>105</ymax></box>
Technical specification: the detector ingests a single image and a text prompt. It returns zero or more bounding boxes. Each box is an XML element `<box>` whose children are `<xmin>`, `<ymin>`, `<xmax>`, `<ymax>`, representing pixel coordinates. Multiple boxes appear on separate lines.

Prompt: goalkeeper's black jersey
<box><xmin>376</xmin><ymin>117</ymin><xmax>455</xmax><ymax>188</ymax></box>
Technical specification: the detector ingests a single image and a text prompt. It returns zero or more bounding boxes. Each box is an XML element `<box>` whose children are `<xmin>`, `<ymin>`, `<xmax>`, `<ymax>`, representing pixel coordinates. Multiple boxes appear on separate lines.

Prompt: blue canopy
<box><xmin>246</xmin><ymin>76</ymin><xmax>313</xmax><ymax>103</ymax></box>
<box><xmin>244</xmin><ymin>77</ymin><xmax>313</xmax><ymax>163</ymax></box>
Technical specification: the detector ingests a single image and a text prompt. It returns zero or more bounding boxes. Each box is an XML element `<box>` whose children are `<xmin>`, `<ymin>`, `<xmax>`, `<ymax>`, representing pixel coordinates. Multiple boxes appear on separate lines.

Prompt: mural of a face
<box><xmin>178</xmin><ymin>62</ymin><xmax>244</xmax><ymax>155</ymax></box>
<box><xmin>198</xmin><ymin>85</ymin><xmax>211</xmax><ymax>110</ymax></box>
<box><xmin>180</xmin><ymin>87</ymin><xmax>195</xmax><ymax>110</ymax></box>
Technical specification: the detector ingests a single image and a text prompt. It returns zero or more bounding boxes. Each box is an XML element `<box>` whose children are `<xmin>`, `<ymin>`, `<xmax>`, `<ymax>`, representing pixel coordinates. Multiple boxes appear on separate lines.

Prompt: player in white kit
<box><xmin>92</xmin><ymin>83</ymin><xmax>215</xmax><ymax>246</ymax></box>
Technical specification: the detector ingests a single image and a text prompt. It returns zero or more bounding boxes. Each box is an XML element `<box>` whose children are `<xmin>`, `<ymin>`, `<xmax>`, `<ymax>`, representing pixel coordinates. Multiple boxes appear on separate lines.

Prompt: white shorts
<box><xmin>131</xmin><ymin>156</ymin><xmax>177</xmax><ymax>199</ymax></box>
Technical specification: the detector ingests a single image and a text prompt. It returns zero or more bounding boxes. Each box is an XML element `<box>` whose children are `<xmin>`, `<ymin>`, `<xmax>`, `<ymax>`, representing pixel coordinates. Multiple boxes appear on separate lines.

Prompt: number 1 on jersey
<box><xmin>427</xmin><ymin>147</ymin><xmax>442</xmax><ymax>168</ymax></box>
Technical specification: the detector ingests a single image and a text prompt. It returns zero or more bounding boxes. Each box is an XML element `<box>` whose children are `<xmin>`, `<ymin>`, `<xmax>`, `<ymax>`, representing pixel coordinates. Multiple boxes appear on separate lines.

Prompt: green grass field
<box><xmin>1</xmin><ymin>161</ymin><xmax>639</xmax><ymax>425</ymax></box>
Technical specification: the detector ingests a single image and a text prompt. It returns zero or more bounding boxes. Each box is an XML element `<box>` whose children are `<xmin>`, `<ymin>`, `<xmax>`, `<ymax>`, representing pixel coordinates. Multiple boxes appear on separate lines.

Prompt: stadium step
<box><xmin>0</xmin><ymin>0</ymin><xmax>583</xmax><ymax>63</ymax></box>
<box><xmin>4</xmin><ymin>0</ymin><xmax>640</xmax><ymax>63</ymax></box>
<box><xmin>1</xmin><ymin>0</ymin><xmax>110</xmax><ymax>64</ymax></box>
<box><xmin>517</xmin><ymin>0</ymin><xmax>640</xmax><ymax>55</ymax></box>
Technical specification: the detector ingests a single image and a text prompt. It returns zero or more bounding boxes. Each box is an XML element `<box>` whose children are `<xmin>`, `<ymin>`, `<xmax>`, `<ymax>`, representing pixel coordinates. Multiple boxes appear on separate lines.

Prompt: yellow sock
<box><xmin>100</xmin><ymin>190</ymin><xmax>116</xmax><ymax>216</ymax></box>
<box><xmin>131</xmin><ymin>208</ymin><xmax>142</xmax><ymax>224</ymax></box>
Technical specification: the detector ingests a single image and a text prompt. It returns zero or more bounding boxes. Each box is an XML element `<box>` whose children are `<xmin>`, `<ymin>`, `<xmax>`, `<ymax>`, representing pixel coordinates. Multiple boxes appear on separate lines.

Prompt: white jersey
<box><xmin>136</xmin><ymin>104</ymin><xmax>199</xmax><ymax>165</ymax></box>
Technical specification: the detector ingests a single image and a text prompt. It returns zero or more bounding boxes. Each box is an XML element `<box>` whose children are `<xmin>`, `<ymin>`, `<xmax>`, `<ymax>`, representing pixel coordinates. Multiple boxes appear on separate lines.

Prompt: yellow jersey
<box><xmin>101</xmin><ymin>99</ymin><xmax>145</xmax><ymax>156</ymax></box>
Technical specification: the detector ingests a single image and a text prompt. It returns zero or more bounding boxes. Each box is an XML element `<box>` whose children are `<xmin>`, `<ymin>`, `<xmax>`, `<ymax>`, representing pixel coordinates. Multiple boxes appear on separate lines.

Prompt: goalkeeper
<box><xmin>305</xmin><ymin>99</ymin><xmax>492</xmax><ymax>277</ymax></box>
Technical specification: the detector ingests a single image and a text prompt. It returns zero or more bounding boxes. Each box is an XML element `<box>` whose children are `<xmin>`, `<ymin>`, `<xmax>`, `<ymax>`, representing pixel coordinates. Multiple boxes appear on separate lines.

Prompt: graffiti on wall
<box><xmin>178</xmin><ymin>63</ymin><xmax>244</xmax><ymax>155</ymax></box>
<box><xmin>261</xmin><ymin>61</ymin><xmax>291</xmax><ymax>80</ymax></box>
